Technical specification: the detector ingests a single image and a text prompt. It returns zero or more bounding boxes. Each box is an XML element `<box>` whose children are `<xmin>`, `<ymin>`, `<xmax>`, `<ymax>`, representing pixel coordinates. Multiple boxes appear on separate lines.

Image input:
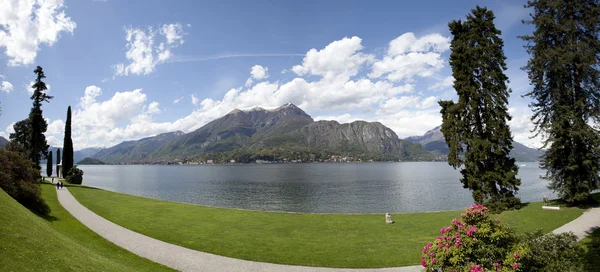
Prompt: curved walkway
<box><xmin>552</xmin><ymin>206</ymin><xmax>600</xmax><ymax>241</ymax></box>
<box><xmin>56</xmin><ymin>187</ymin><xmax>421</xmax><ymax>272</ymax></box>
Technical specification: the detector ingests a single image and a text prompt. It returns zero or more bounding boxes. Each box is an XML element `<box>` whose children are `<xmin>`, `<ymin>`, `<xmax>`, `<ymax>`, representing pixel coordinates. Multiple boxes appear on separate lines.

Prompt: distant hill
<box><xmin>94</xmin><ymin>103</ymin><xmax>432</xmax><ymax>163</ymax></box>
<box><xmin>405</xmin><ymin>126</ymin><xmax>544</xmax><ymax>162</ymax></box>
<box><xmin>93</xmin><ymin>131</ymin><xmax>185</xmax><ymax>163</ymax></box>
<box><xmin>0</xmin><ymin>136</ymin><xmax>8</xmax><ymax>149</ymax></box>
<box><xmin>77</xmin><ymin>157</ymin><xmax>106</xmax><ymax>165</ymax></box>
<box><xmin>42</xmin><ymin>147</ymin><xmax>104</xmax><ymax>163</ymax></box>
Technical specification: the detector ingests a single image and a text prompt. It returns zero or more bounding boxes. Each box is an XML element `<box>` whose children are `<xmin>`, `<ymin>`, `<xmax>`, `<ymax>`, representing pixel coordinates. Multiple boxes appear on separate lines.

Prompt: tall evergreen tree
<box><xmin>46</xmin><ymin>150</ymin><xmax>53</xmax><ymax>178</ymax></box>
<box><xmin>439</xmin><ymin>6</ymin><xmax>521</xmax><ymax>211</ymax></box>
<box><xmin>28</xmin><ymin>66</ymin><xmax>53</xmax><ymax>169</ymax></box>
<box><xmin>9</xmin><ymin>119</ymin><xmax>32</xmax><ymax>153</ymax></box>
<box><xmin>521</xmin><ymin>0</ymin><xmax>600</xmax><ymax>204</ymax></box>
<box><xmin>62</xmin><ymin>106</ymin><xmax>74</xmax><ymax>177</ymax></box>
<box><xmin>56</xmin><ymin>148</ymin><xmax>61</xmax><ymax>178</ymax></box>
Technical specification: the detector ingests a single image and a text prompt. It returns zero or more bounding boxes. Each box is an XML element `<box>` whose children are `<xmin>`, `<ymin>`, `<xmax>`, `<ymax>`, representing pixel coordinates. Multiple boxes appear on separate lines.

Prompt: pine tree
<box><xmin>28</xmin><ymin>66</ymin><xmax>53</xmax><ymax>169</ymax></box>
<box><xmin>46</xmin><ymin>150</ymin><xmax>53</xmax><ymax>178</ymax></box>
<box><xmin>439</xmin><ymin>6</ymin><xmax>521</xmax><ymax>211</ymax></box>
<box><xmin>56</xmin><ymin>148</ymin><xmax>61</xmax><ymax>178</ymax></box>
<box><xmin>9</xmin><ymin>119</ymin><xmax>32</xmax><ymax>153</ymax></box>
<box><xmin>520</xmin><ymin>0</ymin><xmax>600</xmax><ymax>204</ymax></box>
<box><xmin>62</xmin><ymin>106</ymin><xmax>74</xmax><ymax>178</ymax></box>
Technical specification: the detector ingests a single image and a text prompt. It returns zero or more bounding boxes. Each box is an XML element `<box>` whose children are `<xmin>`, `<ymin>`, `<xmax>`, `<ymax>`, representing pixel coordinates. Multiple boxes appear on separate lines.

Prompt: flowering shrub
<box><xmin>421</xmin><ymin>204</ymin><xmax>523</xmax><ymax>271</ymax></box>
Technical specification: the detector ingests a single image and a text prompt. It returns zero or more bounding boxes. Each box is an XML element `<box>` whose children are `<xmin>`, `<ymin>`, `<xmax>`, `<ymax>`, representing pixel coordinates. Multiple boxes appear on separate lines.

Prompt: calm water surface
<box><xmin>52</xmin><ymin>162</ymin><xmax>555</xmax><ymax>213</ymax></box>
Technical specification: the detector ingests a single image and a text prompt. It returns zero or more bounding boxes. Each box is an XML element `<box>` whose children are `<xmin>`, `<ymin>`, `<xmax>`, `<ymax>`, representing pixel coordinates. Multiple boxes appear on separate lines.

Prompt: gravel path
<box><xmin>56</xmin><ymin>187</ymin><xmax>422</xmax><ymax>272</ymax></box>
<box><xmin>552</xmin><ymin>206</ymin><xmax>600</xmax><ymax>241</ymax></box>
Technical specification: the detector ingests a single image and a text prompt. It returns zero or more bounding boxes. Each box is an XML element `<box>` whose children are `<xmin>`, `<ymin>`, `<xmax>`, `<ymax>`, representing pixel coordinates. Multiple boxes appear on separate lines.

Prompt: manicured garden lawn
<box><xmin>69</xmin><ymin>186</ymin><xmax>586</xmax><ymax>268</ymax></box>
<box><xmin>0</xmin><ymin>184</ymin><xmax>173</xmax><ymax>272</ymax></box>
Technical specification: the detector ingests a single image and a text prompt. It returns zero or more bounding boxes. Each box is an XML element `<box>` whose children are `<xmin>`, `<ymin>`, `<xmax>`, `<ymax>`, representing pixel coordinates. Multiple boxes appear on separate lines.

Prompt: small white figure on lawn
<box><xmin>385</xmin><ymin>213</ymin><xmax>393</xmax><ymax>224</ymax></box>
<box><xmin>543</xmin><ymin>195</ymin><xmax>549</xmax><ymax>206</ymax></box>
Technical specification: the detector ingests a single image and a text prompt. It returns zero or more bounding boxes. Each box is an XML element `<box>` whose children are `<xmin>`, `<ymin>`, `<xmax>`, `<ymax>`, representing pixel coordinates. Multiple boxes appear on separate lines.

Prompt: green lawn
<box><xmin>0</xmin><ymin>184</ymin><xmax>173</xmax><ymax>272</ymax></box>
<box><xmin>68</xmin><ymin>186</ymin><xmax>586</xmax><ymax>268</ymax></box>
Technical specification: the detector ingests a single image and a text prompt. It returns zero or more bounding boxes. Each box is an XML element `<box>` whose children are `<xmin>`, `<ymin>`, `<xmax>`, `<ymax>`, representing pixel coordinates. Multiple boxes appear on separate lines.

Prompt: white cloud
<box><xmin>416</xmin><ymin>96</ymin><xmax>438</xmax><ymax>109</ymax></box>
<box><xmin>292</xmin><ymin>36</ymin><xmax>373</xmax><ymax>81</ymax></box>
<box><xmin>387</xmin><ymin>32</ymin><xmax>450</xmax><ymax>55</ymax></box>
<box><xmin>508</xmin><ymin>107</ymin><xmax>544</xmax><ymax>148</ymax></box>
<box><xmin>245</xmin><ymin>65</ymin><xmax>270</xmax><ymax>87</ymax></box>
<box><xmin>428</xmin><ymin>76</ymin><xmax>454</xmax><ymax>91</ymax></box>
<box><xmin>191</xmin><ymin>94</ymin><xmax>199</xmax><ymax>106</ymax></box>
<box><xmin>1</xmin><ymin>81</ymin><xmax>13</xmax><ymax>92</ymax></box>
<box><xmin>160</xmin><ymin>23</ymin><xmax>184</xmax><ymax>45</ymax></box>
<box><xmin>315</xmin><ymin>113</ymin><xmax>359</xmax><ymax>124</ymax></box>
<box><xmin>80</xmin><ymin>85</ymin><xmax>102</xmax><ymax>107</ymax></box>
<box><xmin>147</xmin><ymin>101</ymin><xmax>160</xmax><ymax>114</ymax></box>
<box><xmin>250</xmin><ymin>65</ymin><xmax>269</xmax><ymax>80</ymax></box>
<box><xmin>370</xmin><ymin>33</ymin><xmax>450</xmax><ymax>82</ymax></box>
<box><xmin>115</xmin><ymin>23</ymin><xmax>186</xmax><ymax>76</ymax></box>
<box><xmin>0</xmin><ymin>0</ymin><xmax>76</xmax><ymax>66</ymax></box>
<box><xmin>173</xmin><ymin>96</ymin><xmax>183</xmax><ymax>104</ymax></box>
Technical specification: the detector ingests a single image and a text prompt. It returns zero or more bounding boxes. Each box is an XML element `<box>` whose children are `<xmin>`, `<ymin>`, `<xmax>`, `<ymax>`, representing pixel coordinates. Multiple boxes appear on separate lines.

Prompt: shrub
<box><xmin>65</xmin><ymin>166</ymin><xmax>84</xmax><ymax>184</ymax></box>
<box><xmin>0</xmin><ymin>149</ymin><xmax>50</xmax><ymax>215</ymax></box>
<box><xmin>421</xmin><ymin>204</ymin><xmax>521</xmax><ymax>271</ymax></box>
<box><xmin>421</xmin><ymin>204</ymin><xmax>584</xmax><ymax>271</ymax></box>
<box><xmin>519</xmin><ymin>231</ymin><xmax>583</xmax><ymax>272</ymax></box>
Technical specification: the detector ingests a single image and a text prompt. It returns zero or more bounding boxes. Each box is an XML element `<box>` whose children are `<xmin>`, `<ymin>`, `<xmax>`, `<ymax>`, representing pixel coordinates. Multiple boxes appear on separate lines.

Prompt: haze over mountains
<box><xmin>91</xmin><ymin>103</ymin><xmax>431</xmax><ymax>163</ymax></box>
<box><xmin>405</xmin><ymin>126</ymin><xmax>545</xmax><ymax>162</ymax></box>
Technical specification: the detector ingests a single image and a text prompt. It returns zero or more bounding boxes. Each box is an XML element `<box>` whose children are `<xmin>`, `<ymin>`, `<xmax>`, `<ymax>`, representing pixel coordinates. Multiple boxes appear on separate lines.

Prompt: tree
<box><xmin>439</xmin><ymin>6</ymin><xmax>521</xmax><ymax>211</ymax></box>
<box><xmin>28</xmin><ymin>66</ymin><xmax>53</xmax><ymax>169</ymax></box>
<box><xmin>56</xmin><ymin>148</ymin><xmax>61</xmax><ymax>178</ymax></box>
<box><xmin>520</xmin><ymin>0</ymin><xmax>600</xmax><ymax>204</ymax></box>
<box><xmin>62</xmin><ymin>106</ymin><xmax>74</xmax><ymax>178</ymax></box>
<box><xmin>46</xmin><ymin>150</ymin><xmax>53</xmax><ymax>178</ymax></box>
<box><xmin>0</xmin><ymin>149</ymin><xmax>50</xmax><ymax>215</ymax></box>
<box><xmin>9</xmin><ymin>119</ymin><xmax>32</xmax><ymax>154</ymax></box>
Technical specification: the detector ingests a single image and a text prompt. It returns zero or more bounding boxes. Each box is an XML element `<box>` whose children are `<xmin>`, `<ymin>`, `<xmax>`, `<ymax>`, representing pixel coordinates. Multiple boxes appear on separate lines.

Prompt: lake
<box><xmin>44</xmin><ymin>162</ymin><xmax>554</xmax><ymax>213</ymax></box>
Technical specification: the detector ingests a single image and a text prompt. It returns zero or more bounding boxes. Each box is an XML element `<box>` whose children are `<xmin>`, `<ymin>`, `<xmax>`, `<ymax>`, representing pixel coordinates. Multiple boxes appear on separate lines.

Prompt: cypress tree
<box><xmin>56</xmin><ymin>148</ymin><xmax>61</xmax><ymax>178</ymax></box>
<box><xmin>62</xmin><ymin>106</ymin><xmax>74</xmax><ymax>178</ymax></box>
<box><xmin>439</xmin><ymin>6</ymin><xmax>521</xmax><ymax>211</ymax></box>
<box><xmin>46</xmin><ymin>150</ymin><xmax>53</xmax><ymax>178</ymax></box>
<box><xmin>520</xmin><ymin>0</ymin><xmax>600</xmax><ymax>204</ymax></box>
<box><xmin>28</xmin><ymin>66</ymin><xmax>53</xmax><ymax>169</ymax></box>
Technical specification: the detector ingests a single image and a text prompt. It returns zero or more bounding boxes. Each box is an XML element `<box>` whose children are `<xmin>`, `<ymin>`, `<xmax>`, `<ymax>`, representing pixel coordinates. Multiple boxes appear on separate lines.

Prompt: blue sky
<box><xmin>0</xmin><ymin>0</ymin><xmax>539</xmax><ymax>149</ymax></box>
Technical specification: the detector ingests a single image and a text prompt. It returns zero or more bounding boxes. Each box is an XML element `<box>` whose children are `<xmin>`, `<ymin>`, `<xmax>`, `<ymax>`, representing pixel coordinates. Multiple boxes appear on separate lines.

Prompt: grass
<box><xmin>0</xmin><ymin>184</ymin><xmax>173</xmax><ymax>272</ymax></box>
<box><xmin>68</xmin><ymin>185</ymin><xmax>586</xmax><ymax>268</ymax></box>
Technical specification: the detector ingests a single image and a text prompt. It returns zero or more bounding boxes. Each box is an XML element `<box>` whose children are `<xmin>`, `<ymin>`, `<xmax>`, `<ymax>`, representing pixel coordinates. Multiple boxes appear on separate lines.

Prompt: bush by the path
<box><xmin>66</xmin><ymin>166</ymin><xmax>84</xmax><ymax>184</ymax></box>
<box><xmin>0</xmin><ymin>149</ymin><xmax>49</xmax><ymax>215</ymax></box>
<box><xmin>421</xmin><ymin>204</ymin><xmax>584</xmax><ymax>271</ymax></box>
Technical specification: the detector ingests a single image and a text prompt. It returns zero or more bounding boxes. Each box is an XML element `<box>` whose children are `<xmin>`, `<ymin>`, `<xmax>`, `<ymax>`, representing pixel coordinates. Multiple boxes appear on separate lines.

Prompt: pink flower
<box><xmin>421</xmin><ymin>260</ymin><xmax>427</xmax><ymax>267</ymax></box>
<box><xmin>494</xmin><ymin>263</ymin><xmax>500</xmax><ymax>267</ymax></box>
<box><xmin>455</xmin><ymin>242</ymin><xmax>460</xmax><ymax>248</ymax></box>
<box><xmin>432</xmin><ymin>259</ymin><xmax>437</xmax><ymax>264</ymax></box>
<box><xmin>456</xmin><ymin>238</ymin><xmax>462</xmax><ymax>243</ymax></box>
<box><xmin>513</xmin><ymin>253</ymin><xmax>520</xmax><ymax>259</ymax></box>
<box><xmin>438</xmin><ymin>244</ymin><xmax>444</xmax><ymax>248</ymax></box>
<box><xmin>445</xmin><ymin>244</ymin><xmax>450</xmax><ymax>249</ymax></box>
<box><xmin>429</xmin><ymin>253</ymin><xmax>435</xmax><ymax>257</ymax></box>
<box><xmin>513</xmin><ymin>263</ymin><xmax>519</xmax><ymax>269</ymax></box>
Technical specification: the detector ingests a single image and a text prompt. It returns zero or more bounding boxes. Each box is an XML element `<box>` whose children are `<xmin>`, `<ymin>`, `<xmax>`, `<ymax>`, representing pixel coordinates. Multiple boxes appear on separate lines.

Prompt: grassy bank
<box><xmin>0</xmin><ymin>184</ymin><xmax>172</xmax><ymax>272</ymax></box>
<box><xmin>69</xmin><ymin>186</ymin><xmax>585</xmax><ymax>268</ymax></box>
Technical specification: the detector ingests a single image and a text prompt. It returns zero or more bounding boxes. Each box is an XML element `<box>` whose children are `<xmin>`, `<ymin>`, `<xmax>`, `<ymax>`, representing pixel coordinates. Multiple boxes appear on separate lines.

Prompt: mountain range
<box><xmin>92</xmin><ymin>103</ymin><xmax>432</xmax><ymax>163</ymax></box>
<box><xmin>404</xmin><ymin>126</ymin><xmax>544</xmax><ymax>162</ymax></box>
<box><xmin>0</xmin><ymin>136</ymin><xmax>8</xmax><ymax>149</ymax></box>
